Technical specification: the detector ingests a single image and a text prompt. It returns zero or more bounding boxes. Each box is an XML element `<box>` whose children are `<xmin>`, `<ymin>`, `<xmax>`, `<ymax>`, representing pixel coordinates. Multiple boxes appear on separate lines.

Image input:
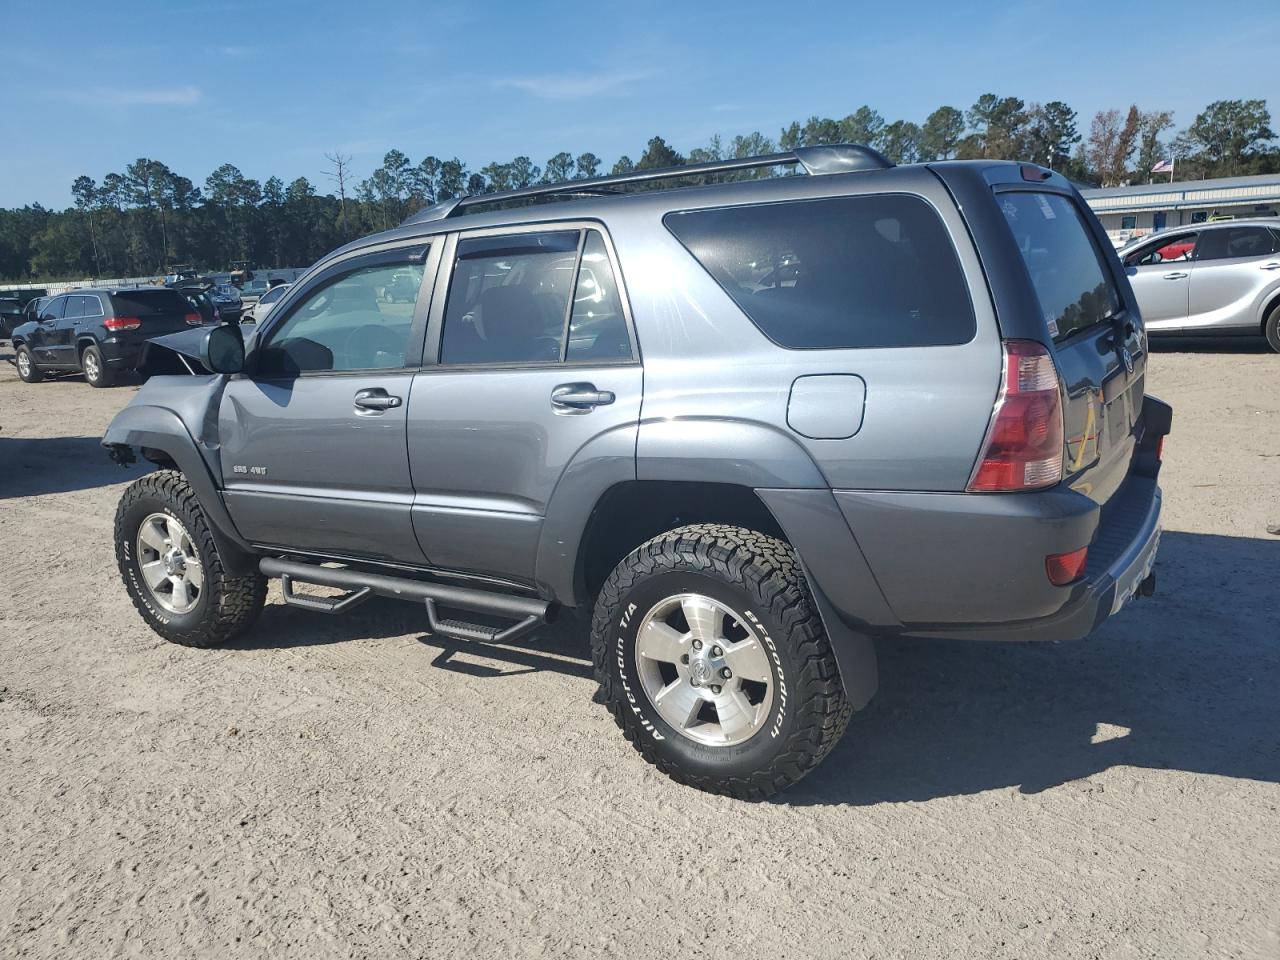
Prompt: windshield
<box><xmin>998</xmin><ymin>192</ymin><xmax>1121</xmax><ymax>342</ymax></box>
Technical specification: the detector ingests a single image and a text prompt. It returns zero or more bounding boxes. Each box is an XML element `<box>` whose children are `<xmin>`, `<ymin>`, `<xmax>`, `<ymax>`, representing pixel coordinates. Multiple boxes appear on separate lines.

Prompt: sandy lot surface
<box><xmin>1</xmin><ymin>338</ymin><xmax>1277</xmax><ymax>959</ymax></box>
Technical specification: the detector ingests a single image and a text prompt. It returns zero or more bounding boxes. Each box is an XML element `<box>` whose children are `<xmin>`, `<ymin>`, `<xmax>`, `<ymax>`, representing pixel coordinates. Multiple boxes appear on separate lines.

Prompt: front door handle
<box><xmin>353</xmin><ymin>388</ymin><xmax>402</xmax><ymax>412</ymax></box>
<box><xmin>551</xmin><ymin>383</ymin><xmax>615</xmax><ymax>412</ymax></box>
<box><xmin>1162</xmin><ymin>271</ymin><xmax>1188</xmax><ymax>280</ymax></box>
<box><xmin>1261</xmin><ymin>262</ymin><xmax>1280</xmax><ymax>271</ymax></box>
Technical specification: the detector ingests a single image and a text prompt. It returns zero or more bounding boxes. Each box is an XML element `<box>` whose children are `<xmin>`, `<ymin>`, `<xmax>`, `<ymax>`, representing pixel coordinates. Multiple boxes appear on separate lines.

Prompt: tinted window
<box><xmin>1195</xmin><ymin>226</ymin><xmax>1277</xmax><ymax>261</ymax></box>
<box><xmin>441</xmin><ymin>231</ymin><xmax>579</xmax><ymax>364</ymax></box>
<box><xmin>259</xmin><ymin>286</ymin><xmax>285</xmax><ymax>305</ymax></box>
<box><xmin>110</xmin><ymin>290</ymin><xmax>191</xmax><ymax>317</ymax></box>
<box><xmin>664</xmin><ymin>195</ymin><xmax>975</xmax><ymax>349</ymax></box>
<box><xmin>81</xmin><ymin>295</ymin><xmax>104</xmax><ymax>317</ymax></box>
<box><xmin>568</xmin><ymin>231</ymin><xmax>631</xmax><ymax>361</ymax></box>
<box><xmin>64</xmin><ymin>296</ymin><xmax>85</xmax><ymax>319</ymax></box>
<box><xmin>263</xmin><ymin>259</ymin><xmax>424</xmax><ymax>373</ymax></box>
<box><xmin>998</xmin><ymin>192</ymin><xmax>1121</xmax><ymax>341</ymax></box>
<box><xmin>40</xmin><ymin>298</ymin><xmax>66</xmax><ymax>321</ymax></box>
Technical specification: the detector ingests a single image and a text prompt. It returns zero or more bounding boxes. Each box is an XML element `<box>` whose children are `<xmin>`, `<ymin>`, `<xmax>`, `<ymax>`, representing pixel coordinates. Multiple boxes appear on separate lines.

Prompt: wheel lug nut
<box><xmin>690</xmin><ymin>677</ymin><xmax>700</xmax><ymax>686</ymax></box>
<box><xmin>692</xmin><ymin>639</ymin><xmax>703</xmax><ymax>650</ymax></box>
<box><xmin>720</xmin><ymin>667</ymin><xmax>732</xmax><ymax>679</ymax></box>
<box><xmin>711</xmin><ymin>645</ymin><xmax>722</xmax><ymax>657</ymax></box>
<box><xmin>710</xmin><ymin>685</ymin><xmax>722</xmax><ymax>695</ymax></box>
<box><xmin>680</xmin><ymin>654</ymin><xmax>689</xmax><ymax>664</ymax></box>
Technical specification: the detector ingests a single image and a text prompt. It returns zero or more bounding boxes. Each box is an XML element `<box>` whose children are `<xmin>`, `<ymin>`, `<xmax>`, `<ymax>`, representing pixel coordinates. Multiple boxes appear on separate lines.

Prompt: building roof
<box><xmin>1081</xmin><ymin>172</ymin><xmax>1280</xmax><ymax>213</ymax></box>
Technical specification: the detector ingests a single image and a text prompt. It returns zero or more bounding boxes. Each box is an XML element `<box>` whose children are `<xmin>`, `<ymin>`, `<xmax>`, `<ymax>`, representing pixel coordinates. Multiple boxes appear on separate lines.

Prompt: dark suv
<box><xmin>103</xmin><ymin>145</ymin><xmax>1171</xmax><ymax>798</ymax></box>
<box><xmin>12</xmin><ymin>287</ymin><xmax>203</xmax><ymax>387</ymax></box>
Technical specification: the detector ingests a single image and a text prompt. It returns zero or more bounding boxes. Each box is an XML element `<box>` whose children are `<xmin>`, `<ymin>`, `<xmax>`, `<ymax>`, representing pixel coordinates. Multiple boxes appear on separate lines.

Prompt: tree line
<box><xmin>1</xmin><ymin>96</ymin><xmax>1275</xmax><ymax>282</ymax></box>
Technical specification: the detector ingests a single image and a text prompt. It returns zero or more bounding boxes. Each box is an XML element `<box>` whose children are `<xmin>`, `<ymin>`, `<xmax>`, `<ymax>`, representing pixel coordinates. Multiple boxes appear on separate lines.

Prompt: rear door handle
<box><xmin>1261</xmin><ymin>262</ymin><xmax>1280</xmax><ymax>271</ymax></box>
<box><xmin>1162</xmin><ymin>272</ymin><xmax>1188</xmax><ymax>280</ymax></box>
<box><xmin>353</xmin><ymin>388</ymin><xmax>402</xmax><ymax>412</ymax></box>
<box><xmin>551</xmin><ymin>383</ymin><xmax>615</xmax><ymax>412</ymax></box>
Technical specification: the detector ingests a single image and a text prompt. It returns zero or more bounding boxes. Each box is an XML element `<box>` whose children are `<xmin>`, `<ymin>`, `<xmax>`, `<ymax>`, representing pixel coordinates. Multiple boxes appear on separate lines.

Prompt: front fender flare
<box><xmin>102</xmin><ymin>405</ymin><xmax>256</xmax><ymax>575</ymax></box>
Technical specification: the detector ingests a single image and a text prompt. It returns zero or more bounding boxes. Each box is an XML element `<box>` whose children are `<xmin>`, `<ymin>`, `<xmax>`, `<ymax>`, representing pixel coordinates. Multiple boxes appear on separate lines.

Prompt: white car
<box><xmin>240</xmin><ymin>283</ymin><xmax>291</xmax><ymax>324</ymax></box>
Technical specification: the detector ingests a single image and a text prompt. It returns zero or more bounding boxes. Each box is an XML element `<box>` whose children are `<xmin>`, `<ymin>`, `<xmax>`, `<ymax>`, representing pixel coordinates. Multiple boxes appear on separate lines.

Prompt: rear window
<box><xmin>663</xmin><ymin>194</ymin><xmax>976</xmax><ymax>349</ymax></box>
<box><xmin>110</xmin><ymin>290</ymin><xmax>191</xmax><ymax>316</ymax></box>
<box><xmin>997</xmin><ymin>192</ymin><xmax>1121</xmax><ymax>341</ymax></box>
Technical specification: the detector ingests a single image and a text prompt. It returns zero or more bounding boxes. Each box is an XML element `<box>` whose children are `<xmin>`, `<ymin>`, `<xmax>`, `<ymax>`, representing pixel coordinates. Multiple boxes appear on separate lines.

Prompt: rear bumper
<box><xmin>769</xmin><ymin>395</ymin><xmax>1172</xmax><ymax>644</ymax></box>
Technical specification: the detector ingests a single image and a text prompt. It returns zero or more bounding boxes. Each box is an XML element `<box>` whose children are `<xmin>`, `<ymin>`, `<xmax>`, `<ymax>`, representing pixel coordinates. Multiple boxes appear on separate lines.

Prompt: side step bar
<box><xmin>259</xmin><ymin>557</ymin><xmax>554</xmax><ymax>645</ymax></box>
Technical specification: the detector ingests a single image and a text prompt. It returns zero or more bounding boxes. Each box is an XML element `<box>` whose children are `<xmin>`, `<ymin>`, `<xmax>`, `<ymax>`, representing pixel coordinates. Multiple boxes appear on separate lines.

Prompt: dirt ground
<box><xmin>1</xmin><ymin>337</ymin><xmax>1277</xmax><ymax>959</ymax></box>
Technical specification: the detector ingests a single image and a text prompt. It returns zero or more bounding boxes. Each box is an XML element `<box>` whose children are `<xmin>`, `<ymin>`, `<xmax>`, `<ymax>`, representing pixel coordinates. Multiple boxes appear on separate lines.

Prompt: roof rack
<box><xmin>402</xmin><ymin>143</ymin><xmax>894</xmax><ymax>226</ymax></box>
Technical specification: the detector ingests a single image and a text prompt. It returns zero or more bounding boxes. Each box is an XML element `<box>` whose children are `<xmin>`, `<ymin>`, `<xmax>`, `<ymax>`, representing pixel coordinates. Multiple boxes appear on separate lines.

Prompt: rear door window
<box><xmin>664</xmin><ymin>194</ymin><xmax>976</xmax><ymax>349</ymax></box>
<box><xmin>109</xmin><ymin>290</ymin><xmax>192</xmax><ymax>317</ymax></box>
<box><xmin>1194</xmin><ymin>226</ymin><xmax>1277</xmax><ymax>261</ymax></box>
<box><xmin>63</xmin><ymin>296</ymin><xmax>86</xmax><ymax>322</ymax></box>
<box><xmin>997</xmin><ymin>192</ymin><xmax>1121</xmax><ymax>341</ymax></box>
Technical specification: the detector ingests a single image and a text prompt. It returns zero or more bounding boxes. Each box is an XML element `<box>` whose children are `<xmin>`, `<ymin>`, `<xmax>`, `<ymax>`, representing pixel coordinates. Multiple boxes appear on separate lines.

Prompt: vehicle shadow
<box><xmin>227</xmin><ymin>599</ymin><xmax>594</xmax><ymax>680</ymax></box>
<box><xmin>0</xmin><ymin>436</ymin><xmax>145</xmax><ymax>498</ymax></box>
<box><xmin>784</xmin><ymin>529</ymin><xmax>1280</xmax><ymax>806</ymax></box>
<box><xmin>216</xmin><ymin>530</ymin><xmax>1278</xmax><ymax>804</ymax></box>
<box><xmin>1148</xmin><ymin>335</ymin><xmax>1271</xmax><ymax>353</ymax></box>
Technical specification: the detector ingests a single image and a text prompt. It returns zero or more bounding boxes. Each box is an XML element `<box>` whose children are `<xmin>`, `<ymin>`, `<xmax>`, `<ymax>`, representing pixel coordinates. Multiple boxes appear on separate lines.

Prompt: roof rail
<box><xmin>401</xmin><ymin>143</ymin><xmax>894</xmax><ymax>225</ymax></box>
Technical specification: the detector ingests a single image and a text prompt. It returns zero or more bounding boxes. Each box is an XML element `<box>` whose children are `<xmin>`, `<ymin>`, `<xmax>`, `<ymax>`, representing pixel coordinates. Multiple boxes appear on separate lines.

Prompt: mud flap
<box><xmin>802</xmin><ymin>563</ymin><xmax>879</xmax><ymax>710</ymax></box>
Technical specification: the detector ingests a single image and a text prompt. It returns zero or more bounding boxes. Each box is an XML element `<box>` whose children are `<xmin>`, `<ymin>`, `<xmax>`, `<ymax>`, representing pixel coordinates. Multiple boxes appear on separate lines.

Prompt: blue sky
<box><xmin>1</xmin><ymin>0</ymin><xmax>1276</xmax><ymax>207</ymax></box>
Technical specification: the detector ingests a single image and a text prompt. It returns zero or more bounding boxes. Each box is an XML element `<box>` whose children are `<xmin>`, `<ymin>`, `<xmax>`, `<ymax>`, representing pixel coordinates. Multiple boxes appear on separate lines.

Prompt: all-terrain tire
<box><xmin>14</xmin><ymin>345</ymin><xmax>43</xmax><ymax>383</ymax></box>
<box><xmin>591</xmin><ymin>523</ymin><xmax>852</xmax><ymax>800</ymax></box>
<box><xmin>1265</xmin><ymin>303</ymin><xmax>1280</xmax><ymax>353</ymax></box>
<box><xmin>81</xmin><ymin>344</ymin><xmax>114</xmax><ymax>387</ymax></box>
<box><xmin>115</xmin><ymin>470</ymin><xmax>266</xmax><ymax>647</ymax></box>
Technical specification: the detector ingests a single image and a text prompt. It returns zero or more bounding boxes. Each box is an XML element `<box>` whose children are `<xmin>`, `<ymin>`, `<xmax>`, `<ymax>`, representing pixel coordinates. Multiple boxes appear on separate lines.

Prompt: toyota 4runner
<box><xmin>104</xmin><ymin>145</ymin><xmax>1171</xmax><ymax>798</ymax></box>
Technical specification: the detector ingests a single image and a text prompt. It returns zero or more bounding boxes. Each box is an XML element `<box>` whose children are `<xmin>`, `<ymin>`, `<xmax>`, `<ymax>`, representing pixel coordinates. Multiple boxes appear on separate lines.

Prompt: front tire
<box><xmin>115</xmin><ymin>470</ymin><xmax>266</xmax><ymax>647</ymax></box>
<box><xmin>591</xmin><ymin>524</ymin><xmax>851</xmax><ymax>799</ymax></box>
<box><xmin>81</xmin><ymin>344</ymin><xmax>114</xmax><ymax>387</ymax></box>
<box><xmin>1265</xmin><ymin>304</ymin><xmax>1280</xmax><ymax>353</ymax></box>
<box><xmin>15</xmin><ymin>345</ymin><xmax>43</xmax><ymax>383</ymax></box>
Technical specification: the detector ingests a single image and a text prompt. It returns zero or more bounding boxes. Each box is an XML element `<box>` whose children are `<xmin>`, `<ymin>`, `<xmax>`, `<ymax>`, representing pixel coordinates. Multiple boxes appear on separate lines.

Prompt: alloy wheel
<box><xmin>634</xmin><ymin>593</ymin><xmax>775</xmax><ymax>746</ymax></box>
<box><xmin>135</xmin><ymin>512</ymin><xmax>204</xmax><ymax>614</ymax></box>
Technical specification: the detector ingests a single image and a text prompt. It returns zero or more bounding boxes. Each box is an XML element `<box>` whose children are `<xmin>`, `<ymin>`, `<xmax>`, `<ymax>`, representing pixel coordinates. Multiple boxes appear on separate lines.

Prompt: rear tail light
<box><xmin>1046</xmin><ymin>546</ymin><xmax>1089</xmax><ymax>586</ymax></box>
<box><xmin>104</xmin><ymin>315</ymin><xmax>141</xmax><ymax>331</ymax></box>
<box><xmin>184</xmin><ymin>311</ymin><xmax>202</xmax><ymax>326</ymax></box>
<box><xmin>1155</xmin><ymin>435</ymin><xmax>1165</xmax><ymax>462</ymax></box>
<box><xmin>967</xmin><ymin>340</ymin><xmax>1065</xmax><ymax>493</ymax></box>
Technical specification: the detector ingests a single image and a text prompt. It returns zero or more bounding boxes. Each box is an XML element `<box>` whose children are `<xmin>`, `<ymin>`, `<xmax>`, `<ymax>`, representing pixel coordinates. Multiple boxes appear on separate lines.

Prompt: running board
<box><xmin>260</xmin><ymin>557</ymin><xmax>553</xmax><ymax>645</ymax></box>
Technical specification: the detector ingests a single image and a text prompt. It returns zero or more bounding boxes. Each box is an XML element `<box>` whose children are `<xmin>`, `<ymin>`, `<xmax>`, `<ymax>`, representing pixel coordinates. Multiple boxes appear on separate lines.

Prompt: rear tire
<box><xmin>81</xmin><ymin>344</ymin><xmax>114</xmax><ymax>387</ymax></box>
<box><xmin>1265</xmin><ymin>304</ymin><xmax>1280</xmax><ymax>353</ymax></box>
<box><xmin>15</xmin><ymin>345</ymin><xmax>43</xmax><ymax>383</ymax></box>
<box><xmin>591</xmin><ymin>523</ymin><xmax>851</xmax><ymax>800</ymax></box>
<box><xmin>115</xmin><ymin>470</ymin><xmax>267</xmax><ymax>647</ymax></box>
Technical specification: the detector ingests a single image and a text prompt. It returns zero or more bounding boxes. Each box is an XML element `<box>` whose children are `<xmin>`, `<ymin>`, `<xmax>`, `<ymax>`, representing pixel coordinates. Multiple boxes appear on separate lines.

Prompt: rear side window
<box><xmin>664</xmin><ymin>194</ymin><xmax>976</xmax><ymax>349</ymax></box>
<box><xmin>997</xmin><ymin>192</ymin><xmax>1121</xmax><ymax>341</ymax></box>
<box><xmin>1194</xmin><ymin>226</ymin><xmax>1277</xmax><ymax>261</ymax></box>
<box><xmin>109</xmin><ymin>290</ymin><xmax>191</xmax><ymax>317</ymax></box>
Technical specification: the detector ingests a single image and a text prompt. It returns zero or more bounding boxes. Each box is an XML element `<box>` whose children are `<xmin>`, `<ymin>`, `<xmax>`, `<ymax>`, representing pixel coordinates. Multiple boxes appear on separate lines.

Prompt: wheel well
<box><xmin>77</xmin><ymin>337</ymin><xmax>97</xmax><ymax>357</ymax></box>
<box><xmin>575</xmin><ymin>481</ymin><xmax>788</xmax><ymax>605</ymax></box>
<box><xmin>1262</xmin><ymin>289</ymin><xmax>1280</xmax><ymax>332</ymax></box>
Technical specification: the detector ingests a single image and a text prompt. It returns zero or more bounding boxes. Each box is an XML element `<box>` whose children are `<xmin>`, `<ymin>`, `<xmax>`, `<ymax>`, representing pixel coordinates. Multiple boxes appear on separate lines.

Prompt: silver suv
<box><xmin>104</xmin><ymin>145</ymin><xmax>1171</xmax><ymax>798</ymax></box>
<box><xmin>1121</xmin><ymin>218</ymin><xmax>1280</xmax><ymax>350</ymax></box>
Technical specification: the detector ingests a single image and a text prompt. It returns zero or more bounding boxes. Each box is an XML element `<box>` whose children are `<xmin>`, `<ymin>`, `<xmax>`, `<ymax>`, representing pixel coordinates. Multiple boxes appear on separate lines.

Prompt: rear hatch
<box><xmin>995</xmin><ymin>190</ymin><xmax>1146</xmax><ymax>506</ymax></box>
<box><xmin>109</xmin><ymin>289</ymin><xmax>196</xmax><ymax>337</ymax></box>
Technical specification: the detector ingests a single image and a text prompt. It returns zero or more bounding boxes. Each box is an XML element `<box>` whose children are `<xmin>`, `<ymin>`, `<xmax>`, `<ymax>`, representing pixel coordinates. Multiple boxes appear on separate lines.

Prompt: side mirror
<box><xmin>201</xmin><ymin>324</ymin><xmax>245</xmax><ymax>374</ymax></box>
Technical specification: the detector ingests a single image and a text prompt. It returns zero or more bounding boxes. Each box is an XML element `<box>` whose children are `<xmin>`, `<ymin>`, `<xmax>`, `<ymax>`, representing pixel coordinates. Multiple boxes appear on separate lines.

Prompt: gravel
<box><xmin>1</xmin><ymin>339</ymin><xmax>1277</xmax><ymax>959</ymax></box>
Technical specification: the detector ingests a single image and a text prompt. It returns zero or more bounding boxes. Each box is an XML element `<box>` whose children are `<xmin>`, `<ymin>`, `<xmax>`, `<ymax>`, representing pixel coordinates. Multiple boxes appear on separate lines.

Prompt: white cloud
<box><xmin>494</xmin><ymin>69</ymin><xmax>656</xmax><ymax>101</ymax></box>
<box><xmin>63</xmin><ymin>85</ymin><xmax>203</xmax><ymax>106</ymax></box>
<box><xmin>208</xmin><ymin>45</ymin><xmax>262</xmax><ymax>58</ymax></box>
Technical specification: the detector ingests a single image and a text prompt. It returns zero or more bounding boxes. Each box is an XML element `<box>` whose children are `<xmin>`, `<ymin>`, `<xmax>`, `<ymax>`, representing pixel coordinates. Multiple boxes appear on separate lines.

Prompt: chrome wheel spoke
<box><xmin>139</xmin><ymin>520</ymin><xmax>168</xmax><ymax>553</ymax></box>
<box><xmin>680</xmin><ymin>595</ymin><xmax>723</xmax><ymax>643</ymax></box>
<box><xmin>140</xmin><ymin>559</ymin><xmax>169</xmax><ymax>590</ymax></box>
<box><xmin>636</xmin><ymin>620</ymin><xmax>688</xmax><ymax>665</ymax></box>
<box><xmin>654</xmin><ymin>679</ymin><xmax>704</xmax><ymax>730</ymax></box>
<box><xmin>715</xmin><ymin>688</ymin><xmax>758</xmax><ymax>742</ymax></box>
<box><xmin>723</xmin><ymin>637</ymin><xmax>770</xmax><ymax>684</ymax></box>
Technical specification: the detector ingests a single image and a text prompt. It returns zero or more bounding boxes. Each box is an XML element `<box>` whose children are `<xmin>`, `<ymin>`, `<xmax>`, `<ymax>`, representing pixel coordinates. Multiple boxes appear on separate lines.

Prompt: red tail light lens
<box><xmin>1155</xmin><ymin>435</ymin><xmax>1164</xmax><ymax>462</ymax></box>
<box><xmin>104</xmin><ymin>315</ymin><xmax>141</xmax><ymax>331</ymax></box>
<box><xmin>967</xmin><ymin>340</ymin><xmax>1064</xmax><ymax>492</ymax></box>
<box><xmin>184</xmin><ymin>311</ymin><xmax>203</xmax><ymax>326</ymax></box>
<box><xmin>1046</xmin><ymin>546</ymin><xmax>1089</xmax><ymax>586</ymax></box>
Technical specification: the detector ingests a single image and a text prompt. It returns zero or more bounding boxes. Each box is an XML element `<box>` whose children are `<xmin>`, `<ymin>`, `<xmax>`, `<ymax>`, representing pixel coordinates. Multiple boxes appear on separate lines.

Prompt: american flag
<box><xmin>1150</xmin><ymin>159</ymin><xmax>1175</xmax><ymax>174</ymax></box>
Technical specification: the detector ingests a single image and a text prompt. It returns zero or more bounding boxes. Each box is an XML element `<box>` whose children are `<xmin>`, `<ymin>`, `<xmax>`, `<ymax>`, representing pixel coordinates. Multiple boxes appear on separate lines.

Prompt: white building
<box><xmin>1081</xmin><ymin>173</ymin><xmax>1280</xmax><ymax>246</ymax></box>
